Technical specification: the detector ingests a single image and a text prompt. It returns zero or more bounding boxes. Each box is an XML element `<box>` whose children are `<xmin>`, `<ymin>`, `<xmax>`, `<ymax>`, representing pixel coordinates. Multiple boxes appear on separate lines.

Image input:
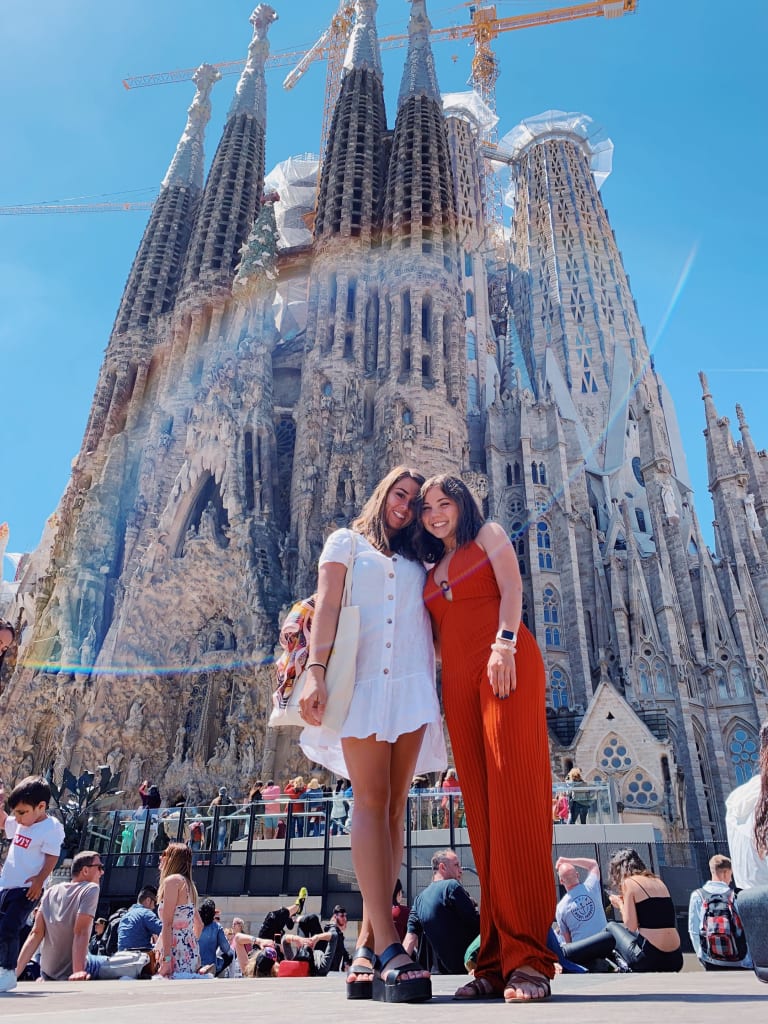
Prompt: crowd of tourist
<box><xmin>1</xmin><ymin>470</ymin><xmax>766</xmax><ymax>1001</ymax></box>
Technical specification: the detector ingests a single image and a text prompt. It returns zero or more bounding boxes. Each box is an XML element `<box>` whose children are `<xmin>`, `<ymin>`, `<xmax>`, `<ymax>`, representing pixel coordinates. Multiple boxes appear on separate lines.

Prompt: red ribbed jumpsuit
<box><xmin>424</xmin><ymin>541</ymin><xmax>556</xmax><ymax>987</ymax></box>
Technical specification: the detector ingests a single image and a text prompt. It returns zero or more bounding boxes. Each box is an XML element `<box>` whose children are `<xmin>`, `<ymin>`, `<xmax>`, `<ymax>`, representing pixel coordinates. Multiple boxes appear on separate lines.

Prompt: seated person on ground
<box><xmin>198</xmin><ymin>899</ymin><xmax>234</xmax><ymax>976</ymax></box>
<box><xmin>402</xmin><ymin>849</ymin><xmax>480</xmax><ymax>975</ymax></box>
<box><xmin>281</xmin><ymin>906</ymin><xmax>351</xmax><ymax>975</ymax></box>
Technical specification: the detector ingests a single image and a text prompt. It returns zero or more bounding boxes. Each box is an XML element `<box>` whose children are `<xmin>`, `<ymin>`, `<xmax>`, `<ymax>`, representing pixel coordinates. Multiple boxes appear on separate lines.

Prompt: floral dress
<box><xmin>158</xmin><ymin>898</ymin><xmax>200</xmax><ymax>975</ymax></box>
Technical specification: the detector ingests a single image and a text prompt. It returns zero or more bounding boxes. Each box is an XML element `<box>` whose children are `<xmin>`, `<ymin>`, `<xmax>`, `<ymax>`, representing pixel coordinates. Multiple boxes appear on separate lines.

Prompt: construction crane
<box><xmin>124</xmin><ymin>1</ymin><xmax>636</xmax><ymax>203</ymax></box>
<box><xmin>0</xmin><ymin>201</ymin><xmax>154</xmax><ymax>215</ymax></box>
<box><xmin>2</xmin><ymin>2</ymin><xmax>636</xmax><ymax>217</ymax></box>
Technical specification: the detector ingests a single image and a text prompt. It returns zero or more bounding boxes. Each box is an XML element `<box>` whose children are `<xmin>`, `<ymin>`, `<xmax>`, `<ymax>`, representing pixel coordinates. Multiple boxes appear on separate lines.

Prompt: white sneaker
<box><xmin>0</xmin><ymin>967</ymin><xmax>17</xmax><ymax>992</ymax></box>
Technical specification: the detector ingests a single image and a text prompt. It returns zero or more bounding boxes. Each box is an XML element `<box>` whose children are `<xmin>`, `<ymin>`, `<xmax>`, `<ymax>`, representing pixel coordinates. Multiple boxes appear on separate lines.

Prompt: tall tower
<box><xmin>0</xmin><ymin>7</ymin><xmax>283</xmax><ymax>794</ymax></box>
<box><xmin>179</xmin><ymin>5</ymin><xmax>277</xmax><ymax>303</ymax></box>
<box><xmin>376</xmin><ymin>0</ymin><xmax>466</xmax><ymax>477</ymax></box>
<box><xmin>289</xmin><ymin>0</ymin><xmax>389</xmax><ymax>587</ymax></box>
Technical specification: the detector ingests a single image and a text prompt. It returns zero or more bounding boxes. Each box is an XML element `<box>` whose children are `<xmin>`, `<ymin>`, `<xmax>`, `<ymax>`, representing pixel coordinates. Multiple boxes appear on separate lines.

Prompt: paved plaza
<box><xmin>0</xmin><ymin>969</ymin><xmax>764</xmax><ymax>1024</ymax></box>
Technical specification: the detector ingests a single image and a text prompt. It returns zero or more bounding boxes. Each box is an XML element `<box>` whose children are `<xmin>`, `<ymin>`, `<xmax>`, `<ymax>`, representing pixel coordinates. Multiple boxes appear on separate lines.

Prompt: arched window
<box><xmin>654</xmin><ymin>659</ymin><xmax>668</xmax><ymax>694</ymax></box>
<box><xmin>537</xmin><ymin>521</ymin><xmax>553</xmax><ymax>570</ymax></box>
<box><xmin>623</xmin><ymin>770</ymin><xmax>660</xmax><ymax>807</ymax></box>
<box><xmin>545</xmin><ymin>626</ymin><xmax>561</xmax><ymax>647</ymax></box>
<box><xmin>716</xmin><ymin>670</ymin><xmax>730</xmax><ymax>701</ymax></box>
<box><xmin>346</xmin><ymin>277</ymin><xmax>357</xmax><ymax>319</ymax></box>
<box><xmin>550</xmin><ymin>667</ymin><xmax>570</xmax><ymax>709</ymax></box>
<box><xmin>637</xmin><ymin>660</ymin><xmax>651</xmax><ymax>694</ymax></box>
<box><xmin>600</xmin><ymin>736</ymin><xmax>633</xmax><ymax>773</ymax></box>
<box><xmin>543</xmin><ymin>586</ymin><xmax>561</xmax><ymax>645</ymax></box>
<box><xmin>422</xmin><ymin>296</ymin><xmax>432</xmax><ymax>342</ymax></box>
<box><xmin>729</xmin><ymin>727</ymin><xmax>759</xmax><ymax>784</ymax></box>
<box><xmin>514</xmin><ymin>462</ymin><xmax>521</xmax><ymax>483</ymax></box>
<box><xmin>731</xmin><ymin>665</ymin><xmax>748</xmax><ymax>698</ymax></box>
<box><xmin>466</xmin><ymin>290</ymin><xmax>475</xmax><ymax>317</ymax></box>
<box><xmin>531</xmin><ymin>462</ymin><xmax>539</xmax><ymax>484</ymax></box>
<box><xmin>464</xmin><ymin>250</ymin><xmax>472</xmax><ymax>277</ymax></box>
<box><xmin>539</xmin><ymin>463</ymin><xmax>547</xmax><ymax>485</ymax></box>
<box><xmin>506</xmin><ymin>463</ymin><xmax>513</xmax><ymax>485</ymax></box>
<box><xmin>636</xmin><ymin>508</ymin><xmax>647</xmax><ymax>533</ymax></box>
<box><xmin>402</xmin><ymin>408</ymin><xmax>413</xmax><ymax>425</ymax></box>
<box><xmin>510</xmin><ymin>520</ymin><xmax>526</xmax><ymax>575</ymax></box>
<box><xmin>467</xmin><ymin>330</ymin><xmax>477</xmax><ymax>360</ymax></box>
<box><xmin>468</xmin><ymin>375</ymin><xmax>479</xmax><ymax>410</ymax></box>
<box><xmin>521</xmin><ymin>595</ymin><xmax>530</xmax><ymax>629</ymax></box>
<box><xmin>543</xmin><ymin>586</ymin><xmax>559</xmax><ymax>624</ymax></box>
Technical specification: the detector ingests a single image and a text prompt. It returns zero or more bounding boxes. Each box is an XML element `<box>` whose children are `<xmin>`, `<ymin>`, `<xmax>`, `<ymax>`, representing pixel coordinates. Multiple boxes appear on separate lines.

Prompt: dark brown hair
<box><xmin>608</xmin><ymin>848</ymin><xmax>656</xmax><ymax>891</ymax></box>
<box><xmin>415</xmin><ymin>474</ymin><xmax>485</xmax><ymax>562</ymax></box>
<box><xmin>351</xmin><ymin>465</ymin><xmax>425</xmax><ymax>558</ymax></box>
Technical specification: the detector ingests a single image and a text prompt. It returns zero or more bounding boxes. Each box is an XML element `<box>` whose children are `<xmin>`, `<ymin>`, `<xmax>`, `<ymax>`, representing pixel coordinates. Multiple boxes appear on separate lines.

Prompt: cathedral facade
<box><xmin>2</xmin><ymin>0</ymin><xmax>767</xmax><ymax>841</ymax></box>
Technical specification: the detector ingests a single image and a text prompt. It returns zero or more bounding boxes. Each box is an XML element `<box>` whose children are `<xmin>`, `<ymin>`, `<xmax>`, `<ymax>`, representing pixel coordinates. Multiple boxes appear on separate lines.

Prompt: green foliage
<box><xmin>46</xmin><ymin>764</ymin><xmax>122</xmax><ymax>857</ymax></box>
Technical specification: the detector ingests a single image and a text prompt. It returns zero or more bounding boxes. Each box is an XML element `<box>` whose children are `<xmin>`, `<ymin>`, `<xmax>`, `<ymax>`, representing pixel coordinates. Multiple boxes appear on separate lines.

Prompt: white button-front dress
<box><xmin>300</xmin><ymin>528</ymin><xmax>447</xmax><ymax>778</ymax></box>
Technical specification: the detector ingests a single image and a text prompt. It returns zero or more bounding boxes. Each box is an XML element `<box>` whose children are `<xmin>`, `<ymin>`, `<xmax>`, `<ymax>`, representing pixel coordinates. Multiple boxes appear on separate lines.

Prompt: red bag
<box><xmin>277</xmin><ymin>959</ymin><xmax>310</xmax><ymax>977</ymax></box>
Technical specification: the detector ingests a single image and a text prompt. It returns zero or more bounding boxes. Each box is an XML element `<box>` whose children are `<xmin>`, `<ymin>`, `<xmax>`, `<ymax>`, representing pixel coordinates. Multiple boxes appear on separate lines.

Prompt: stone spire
<box><xmin>163</xmin><ymin>64</ymin><xmax>221</xmax><ymax>190</ymax></box>
<box><xmin>109</xmin><ymin>65</ymin><xmax>221</xmax><ymax>342</ymax></box>
<box><xmin>398</xmin><ymin>0</ymin><xmax>441</xmax><ymax>105</ymax></box>
<box><xmin>383</xmin><ymin>0</ymin><xmax>457</xmax><ymax>261</ymax></box>
<box><xmin>228</xmin><ymin>4</ymin><xmax>277</xmax><ymax>123</ymax></box>
<box><xmin>343</xmin><ymin>0</ymin><xmax>383</xmax><ymax>78</ymax></box>
<box><xmin>180</xmin><ymin>5</ymin><xmax>277</xmax><ymax>296</ymax></box>
<box><xmin>314</xmin><ymin>0</ymin><xmax>387</xmax><ymax>247</ymax></box>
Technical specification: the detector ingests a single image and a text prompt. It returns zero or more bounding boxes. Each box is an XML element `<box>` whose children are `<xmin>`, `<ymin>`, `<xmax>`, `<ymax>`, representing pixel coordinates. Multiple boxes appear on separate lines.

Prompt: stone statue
<box><xmin>745</xmin><ymin>493</ymin><xmax>761</xmax><ymax>535</ymax></box>
<box><xmin>173</xmin><ymin>724</ymin><xmax>187</xmax><ymax>763</ymax></box>
<box><xmin>660</xmin><ymin>479</ymin><xmax>679</xmax><ymax>525</ymax></box>
<box><xmin>126</xmin><ymin>700</ymin><xmax>144</xmax><ymax>733</ymax></box>
<box><xmin>106</xmin><ymin>747</ymin><xmax>124</xmax><ymax>777</ymax></box>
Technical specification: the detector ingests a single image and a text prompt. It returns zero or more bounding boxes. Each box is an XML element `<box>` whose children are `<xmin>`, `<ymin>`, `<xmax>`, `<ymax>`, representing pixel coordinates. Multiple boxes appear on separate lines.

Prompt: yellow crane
<box><xmin>0</xmin><ymin>201</ymin><xmax>154</xmax><ymax>216</ymax></box>
<box><xmin>2</xmin><ymin>2</ymin><xmax>636</xmax><ymax>217</ymax></box>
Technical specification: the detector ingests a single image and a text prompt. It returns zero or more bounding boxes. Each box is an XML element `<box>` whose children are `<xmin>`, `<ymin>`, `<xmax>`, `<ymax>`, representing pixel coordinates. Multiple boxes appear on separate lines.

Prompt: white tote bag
<box><xmin>269</xmin><ymin>534</ymin><xmax>359</xmax><ymax>731</ymax></box>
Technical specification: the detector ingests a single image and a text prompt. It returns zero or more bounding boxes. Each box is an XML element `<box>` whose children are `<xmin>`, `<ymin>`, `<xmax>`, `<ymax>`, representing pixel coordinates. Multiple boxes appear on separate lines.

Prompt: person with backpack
<box><xmin>688</xmin><ymin>854</ymin><xmax>751</xmax><ymax>971</ymax></box>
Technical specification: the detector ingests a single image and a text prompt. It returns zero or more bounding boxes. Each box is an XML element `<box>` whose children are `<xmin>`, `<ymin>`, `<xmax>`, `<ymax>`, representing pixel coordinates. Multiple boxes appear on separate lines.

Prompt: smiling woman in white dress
<box><xmin>299</xmin><ymin>466</ymin><xmax>445</xmax><ymax>1004</ymax></box>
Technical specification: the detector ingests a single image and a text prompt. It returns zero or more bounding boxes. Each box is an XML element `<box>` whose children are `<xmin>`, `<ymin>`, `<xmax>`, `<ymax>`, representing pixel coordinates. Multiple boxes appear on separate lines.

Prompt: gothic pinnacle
<box><xmin>162</xmin><ymin>64</ymin><xmax>221</xmax><ymax>191</ymax></box>
<box><xmin>398</xmin><ymin>0</ymin><xmax>441</xmax><ymax>106</ymax></box>
<box><xmin>343</xmin><ymin>0</ymin><xmax>383</xmax><ymax>79</ymax></box>
<box><xmin>228</xmin><ymin>4</ymin><xmax>278</xmax><ymax>124</ymax></box>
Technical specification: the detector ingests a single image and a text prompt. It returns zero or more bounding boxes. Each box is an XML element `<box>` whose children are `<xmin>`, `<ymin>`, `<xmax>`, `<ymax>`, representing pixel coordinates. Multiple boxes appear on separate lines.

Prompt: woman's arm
<box><xmin>616</xmin><ymin>879</ymin><xmax>639</xmax><ymax>932</ymax></box>
<box><xmin>300</xmin><ymin>560</ymin><xmax>346</xmax><ymax>727</ymax></box>
<box><xmin>476</xmin><ymin>521</ymin><xmax>523</xmax><ymax>699</ymax></box>
<box><xmin>193</xmin><ymin>905</ymin><xmax>203</xmax><ymax>939</ymax></box>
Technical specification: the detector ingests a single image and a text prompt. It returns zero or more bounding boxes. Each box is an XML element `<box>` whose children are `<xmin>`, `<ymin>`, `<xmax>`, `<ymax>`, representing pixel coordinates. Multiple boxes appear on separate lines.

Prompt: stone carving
<box><xmin>745</xmin><ymin>493</ymin><xmax>761</xmax><ymax>535</ymax></box>
<box><xmin>660</xmin><ymin>479</ymin><xmax>679</xmax><ymax>525</ymax></box>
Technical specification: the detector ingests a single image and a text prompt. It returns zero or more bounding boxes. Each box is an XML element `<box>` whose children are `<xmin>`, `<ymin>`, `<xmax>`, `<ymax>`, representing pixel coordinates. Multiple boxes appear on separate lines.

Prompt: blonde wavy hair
<box><xmin>157</xmin><ymin>841</ymin><xmax>198</xmax><ymax>905</ymax></box>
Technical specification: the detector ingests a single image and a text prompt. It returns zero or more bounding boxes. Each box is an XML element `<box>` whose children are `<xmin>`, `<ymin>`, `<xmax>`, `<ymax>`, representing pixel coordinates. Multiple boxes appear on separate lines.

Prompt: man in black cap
<box><xmin>281</xmin><ymin>905</ymin><xmax>351</xmax><ymax>975</ymax></box>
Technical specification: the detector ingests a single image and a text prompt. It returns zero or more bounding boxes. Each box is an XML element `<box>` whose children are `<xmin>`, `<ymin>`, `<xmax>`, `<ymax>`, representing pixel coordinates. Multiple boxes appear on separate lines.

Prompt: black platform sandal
<box><xmin>372</xmin><ymin>943</ymin><xmax>432</xmax><ymax>1004</ymax></box>
<box><xmin>346</xmin><ymin>945</ymin><xmax>375</xmax><ymax>1000</ymax></box>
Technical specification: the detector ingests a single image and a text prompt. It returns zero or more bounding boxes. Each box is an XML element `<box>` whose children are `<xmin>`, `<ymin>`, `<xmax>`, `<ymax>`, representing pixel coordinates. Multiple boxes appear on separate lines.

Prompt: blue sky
<box><xmin>2</xmin><ymin>0</ymin><xmax>766</xmax><ymax>562</ymax></box>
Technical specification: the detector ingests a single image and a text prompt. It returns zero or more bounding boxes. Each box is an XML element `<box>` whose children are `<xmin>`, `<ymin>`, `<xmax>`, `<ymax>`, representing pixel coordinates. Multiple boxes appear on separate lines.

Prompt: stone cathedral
<box><xmin>2</xmin><ymin>0</ymin><xmax>767</xmax><ymax>842</ymax></box>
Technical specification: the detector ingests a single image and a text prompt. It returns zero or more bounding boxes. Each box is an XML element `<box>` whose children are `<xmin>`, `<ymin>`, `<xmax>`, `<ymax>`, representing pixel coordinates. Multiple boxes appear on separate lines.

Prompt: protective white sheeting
<box><xmin>501</xmin><ymin>110</ymin><xmax>613</xmax><ymax>207</ymax></box>
<box><xmin>442</xmin><ymin>90</ymin><xmax>498</xmax><ymax>132</ymax></box>
<box><xmin>264</xmin><ymin>154</ymin><xmax>319</xmax><ymax>249</ymax></box>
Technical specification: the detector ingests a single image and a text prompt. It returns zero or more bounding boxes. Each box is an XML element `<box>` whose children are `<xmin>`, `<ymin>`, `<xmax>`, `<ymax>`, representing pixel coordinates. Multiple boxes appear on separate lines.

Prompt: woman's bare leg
<box><xmin>343</xmin><ymin>729</ymin><xmax>429</xmax><ymax>982</ymax></box>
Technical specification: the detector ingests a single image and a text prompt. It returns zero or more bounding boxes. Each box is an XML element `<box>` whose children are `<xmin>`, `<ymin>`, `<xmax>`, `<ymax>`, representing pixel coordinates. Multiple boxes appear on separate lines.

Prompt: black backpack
<box><xmin>698</xmin><ymin>888</ymin><xmax>748</xmax><ymax>962</ymax></box>
<box><xmin>102</xmin><ymin>906</ymin><xmax>128</xmax><ymax>956</ymax></box>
